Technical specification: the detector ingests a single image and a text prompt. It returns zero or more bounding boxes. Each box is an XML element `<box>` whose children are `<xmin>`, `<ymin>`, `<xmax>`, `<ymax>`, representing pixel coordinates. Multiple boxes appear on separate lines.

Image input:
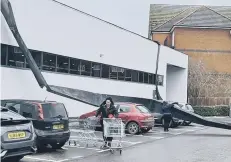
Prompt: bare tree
<box><xmin>188</xmin><ymin>58</ymin><xmax>231</xmax><ymax>98</ymax></box>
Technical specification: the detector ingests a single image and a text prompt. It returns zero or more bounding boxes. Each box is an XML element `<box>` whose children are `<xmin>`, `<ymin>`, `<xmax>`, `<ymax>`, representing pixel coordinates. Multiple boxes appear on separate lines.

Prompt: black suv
<box><xmin>1</xmin><ymin>100</ymin><xmax>70</xmax><ymax>150</ymax></box>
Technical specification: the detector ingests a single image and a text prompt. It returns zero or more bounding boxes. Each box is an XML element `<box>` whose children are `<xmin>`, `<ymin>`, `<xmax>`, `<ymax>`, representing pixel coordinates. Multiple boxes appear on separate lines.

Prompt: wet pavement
<box><xmin>75</xmin><ymin>127</ymin><xmax>231</xmax><ymax>162</ymax></box>
<box><xmin>20</xmin><ymin>124</ymin><xmax>206</xmax><ymax>162</ymax></box>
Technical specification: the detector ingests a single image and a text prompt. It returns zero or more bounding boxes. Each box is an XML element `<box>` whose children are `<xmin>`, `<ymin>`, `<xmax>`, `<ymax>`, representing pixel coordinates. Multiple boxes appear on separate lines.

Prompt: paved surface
<box><xmin>76</xmin><ymin>127</ymin><xmax>231</xmax><ymax>162</ymax></box>
<box><xmin>20</xmin><ymin>124</ymin><xmax>206</xmax><ymax>162</ymax></box>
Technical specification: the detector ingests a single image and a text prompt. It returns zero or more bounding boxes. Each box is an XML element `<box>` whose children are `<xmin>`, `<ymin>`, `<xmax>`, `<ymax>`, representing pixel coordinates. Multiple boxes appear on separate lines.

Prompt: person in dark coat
<box><xmin>162</xmin><ymin>101</ymin><xmax>173</xmax><ymax>132</ymax></box>
<box><xmin>96</xmin><ymin>97</ymin><xmax>118</xmax><ymax>148</ymax></box>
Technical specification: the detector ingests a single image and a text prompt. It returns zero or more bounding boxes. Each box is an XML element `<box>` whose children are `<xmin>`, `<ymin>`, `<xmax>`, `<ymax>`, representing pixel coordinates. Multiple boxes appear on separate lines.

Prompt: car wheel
<box><xmin>36</xmin><ymin>142</ymin><xmax>47</xmax><ymax>152</ymax></box>
<box><xmin>51</xmin><ymin>142</ymin><xmax>66</xmax><ymax>149</ymax></box>
<box><xmin>2</xmin><ymin>156</ymin><xmax>24</xmax><ymax>162</ymax></box>
<box><xmin>127</xmin><ymin>122</ymin><xmax>139</xmax><ymax>135</ymax></box>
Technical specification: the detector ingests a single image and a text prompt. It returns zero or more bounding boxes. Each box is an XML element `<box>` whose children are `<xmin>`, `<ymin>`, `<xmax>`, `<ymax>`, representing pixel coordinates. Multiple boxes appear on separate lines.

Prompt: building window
<box><xmin>70</xmin><ymin>58</ymin><xmax>80</xmax><ymax>75</ymax></box>
<box><xmin>148</xmin><ymin>73</ymin><xmax>154</xmax><ymax>84</ymax></box>
<box><xmin>109</xmin><ymin>66</ymin><xmax>118</xmax><ymax>80</ymax></box>
<box><xmin>158</xmin><ymin>75</ymin><xmax>164</xmax><ymax>86</ymax></box>
<box><xmin>57</xmin><ymin>55</ymin><xmax>69</xmax><ymax>73</ymax></box>
<box><xmin>139</xmin><ymin>72</ymin><xmax>144</xmax><ymax>83</ymax></box>
<box><xmin>1</xmin><ymin>44</ymin><xmax>7</xmax><ymax>65</ymax></box>
<box><xmin>80</xmin><ymin>60</ymin><xmax>91</xmax><ymax>76</ymax></box>
<box><xmin>125</xmin><ymin>69</ymin><xmax>132</xmax><ymax>81</ymax></box>
<box><xmin>131</xmin><ymin>71</ymin><xmax>139</xmax><ymax>82</ymax></box>
<box><xmin>26</xmin><ymin>50</ymin><xmax>41</xmax><ymax>69</ymax></box>
<box><xmin>42</xmin><ymin>52</ymin><xmax>56</xmax><ymax>71</ymax></box>
<box><xmin>144</xmin><ymin>72</ymin><xmax>149</xmax><ymax>83</ymax></box>
<box><xmin>8</xmin><ymin>46</ymin><xmax>25</xmax><ymax>68</ymax></box>
<box><xmin>102</xmin><ymin>64</ymin><xmax>109</xmax><ymax>79</ymax></box>
<box><xmin>91</xmin><ymin>62</ymin><xmax>101</xmax><ymax>77</ymax></box>
<box><xmin>118</xmin><ymin>67</ymin><xmax>125</xmax><ymax>80</ymax></box>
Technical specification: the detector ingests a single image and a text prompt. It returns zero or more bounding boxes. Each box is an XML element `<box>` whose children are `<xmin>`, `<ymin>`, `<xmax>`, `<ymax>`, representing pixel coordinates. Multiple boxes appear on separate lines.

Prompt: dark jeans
<box><xmin>163</xmin><ymin>114</ymin><xmax>172</xmax><ymax>131</ymax></box>
<box><xmin>100</xmin><ymin>119</ymin><xmax>113</xmax><ymax>145</ymax></box>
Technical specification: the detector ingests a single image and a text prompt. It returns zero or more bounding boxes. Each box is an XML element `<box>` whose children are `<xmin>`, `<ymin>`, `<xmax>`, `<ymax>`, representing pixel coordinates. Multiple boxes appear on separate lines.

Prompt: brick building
<box><xmin>149</xmin><ymin>5</ymin><xmax>231</xmax><ymax>106</ymax></box>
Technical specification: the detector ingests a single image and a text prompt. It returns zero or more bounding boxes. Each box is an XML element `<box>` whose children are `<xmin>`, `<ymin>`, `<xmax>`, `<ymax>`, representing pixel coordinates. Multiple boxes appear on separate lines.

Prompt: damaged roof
<box><xmin>149</xmin><ymin>4</ymin><xmax>231</xmax><ymax>32</ymax></box>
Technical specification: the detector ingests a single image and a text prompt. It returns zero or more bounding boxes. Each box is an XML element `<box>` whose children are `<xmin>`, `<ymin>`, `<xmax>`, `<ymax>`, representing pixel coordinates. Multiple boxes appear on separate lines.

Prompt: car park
<box><xmin>1</xmin><ymin>99</ymin><xmax>70</xmax><ymax>151</ymax></box>
<box><xmin>79</xmin><ymin>102</ymin><xmax>154</xmax><ymax>135</ymax></box>
<box><xmin>1</xmin><ymin>106</ymin><xmax>36</xmax><ymax>162</ymax></box>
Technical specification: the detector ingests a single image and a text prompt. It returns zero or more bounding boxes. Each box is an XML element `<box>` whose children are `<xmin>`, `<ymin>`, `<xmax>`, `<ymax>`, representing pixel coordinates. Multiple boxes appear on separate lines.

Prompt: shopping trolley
<box><xmin>101</xmin><ymin>118</ymin><xmax>125</xmax><ymax>154</ymax></box>
<box><xmin>69</xmin><ymin>116</ymin><xmax>99</xmax><ymax>147</ymax></box>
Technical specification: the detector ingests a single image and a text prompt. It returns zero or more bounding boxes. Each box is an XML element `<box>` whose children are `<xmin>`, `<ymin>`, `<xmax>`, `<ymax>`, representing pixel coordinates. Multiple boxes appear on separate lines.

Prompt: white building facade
<box><xmin>0</xmin><ymin>0</ymin><xmax>188</xmax><ymax>116</ymax></box>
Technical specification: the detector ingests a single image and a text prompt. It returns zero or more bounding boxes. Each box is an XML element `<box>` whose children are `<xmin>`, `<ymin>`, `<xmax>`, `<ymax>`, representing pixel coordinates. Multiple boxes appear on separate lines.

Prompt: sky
<box><xmin>57</xmin><ymin>0</ymin><xmax>231</xmax><ymax>37</ymax></box>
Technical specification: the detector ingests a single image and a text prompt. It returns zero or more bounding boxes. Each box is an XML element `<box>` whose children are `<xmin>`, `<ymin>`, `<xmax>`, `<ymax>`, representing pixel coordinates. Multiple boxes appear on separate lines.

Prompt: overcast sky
<box><xmin>57</xmin><ymin>0</ymin><xmax>231</xmax><ymax>37</ymax></box>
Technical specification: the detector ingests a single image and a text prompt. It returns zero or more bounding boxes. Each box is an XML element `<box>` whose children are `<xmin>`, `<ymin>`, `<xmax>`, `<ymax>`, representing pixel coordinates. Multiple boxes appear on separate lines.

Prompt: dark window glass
<box><xmin>5</xmin><ymin>103</ymin><xmax>20</xmax><ymax>113</ymax></box>
<box><xmin>139</xmin><ymin>72</ymin><xmax>144</xmax><ymax>83</ymax></box>
<box><xmin>91</xmin><ymin>62</ymin><xmax>101</xmax><ymax>77</ymax></box>
<box><xmin>26</xmin><ymin>50</ymin><xmax>41</xmax><ymax>69</ymax></box>
<box><xmin>148</xmin><ymin>73</ymin><xmax>154</xmax><ymax>84</ymax></box>
<box><xmin>20</xmin><ymin>104</ymin><xmax>36</xmax><ymax>119</ymax></box>
<box><xmin>80</xmin><ymin>60</ymin><xmax>91</xmax><ymax>76</ymax></box>
<box><xmin>42</xmin><ymin>52</ymin><xmax>56</xmax><ymax>71</ymax></box>
<box><xmin>1</xmin><ymin>44</ymin><xmax>7</xmax><ymax>65</ymax></box>
<box><xmin>57</xmin><ymin>55</ymin><xmax>69</xmax><ymax>73</ymax></box>
<box><xmin>8</xmin><ymin>46</ymin><xmax>25</xmax><ymax>68</ymax></box>
<box><xmin>102</xmin><ymin>64</ymin><xmax>109</xmax><ymax>78</ymax></box>
<box><xmin>42</xmin><ymin>103</ymin><xmax>67</xmax><ymax>119</ymax></box>
<box><xmin>158</xmin><ymin>75</ymin><xmax>164</xmax><ymax>86</ymax></box>
<box><xmin>109</xmin><ymin>66</ymin><xmax>118</xmax><ymax>80</ymax></box>
<box><xmin>136</xmin><ymin>105</ymin><xmax>151</xmax><ymax>113</ymax></box>
<box><xmin>125</xmin><ymin>69</ymin><xmax>132</xmax><ymax>81</ymax></box>
<box><xmin>144</xmin><ymin>73</ymin><xmax>149</xmax><ymax>83</ymax></box>
<box><xmin>131</xmin><ymin>71</ymin><xmax>139</xmax><ymax>82</ymax></box>
<box><xmin>70</xmin><ymin>58</ymin><xmax>80</xmax><ymax>75</ymax></box>
<box><xmin>118</xmin><ymin>67</ymin><xmax>125</xmax><ymax>80</ymax></box>
<box><xmin>118</xmin><ymin>105</ymin><xmax>131</xmax><ymax>113</ymax></box>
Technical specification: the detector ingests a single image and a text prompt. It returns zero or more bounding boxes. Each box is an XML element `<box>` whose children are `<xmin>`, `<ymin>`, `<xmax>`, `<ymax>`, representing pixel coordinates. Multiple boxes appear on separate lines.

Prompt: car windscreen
<box><xmin>42</xmin><ymin>103</ymin><xmax>68</xmax><ymax>119</ymax></box>
<box><xmin>136</xmin><ymin>105</ymin><xmax>151</xmax><ymax>113</ymax></box>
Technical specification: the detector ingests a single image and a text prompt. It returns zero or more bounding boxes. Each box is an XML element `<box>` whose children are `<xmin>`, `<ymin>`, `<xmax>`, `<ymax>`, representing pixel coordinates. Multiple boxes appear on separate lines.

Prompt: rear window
<box><xmin>136</xmin><ymin>105</ymin><xmax>150</xmax><ymax>113</ymax></box>
<box><xmin>42</xmin><ymin>103</ymin><xmax>68</xmax><ymax>118</ymax></box>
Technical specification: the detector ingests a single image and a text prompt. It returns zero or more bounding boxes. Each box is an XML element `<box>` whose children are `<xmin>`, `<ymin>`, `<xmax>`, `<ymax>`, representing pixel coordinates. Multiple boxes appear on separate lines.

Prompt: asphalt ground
<box><xmin>77</xmin><ymin>127</ymin><xmax>231</xmax><ymax>162</ymax></box>
<box><xmin>20</xmin><ymin>124</ymin><xmax>206</xmax><ymax>162</ymax></box>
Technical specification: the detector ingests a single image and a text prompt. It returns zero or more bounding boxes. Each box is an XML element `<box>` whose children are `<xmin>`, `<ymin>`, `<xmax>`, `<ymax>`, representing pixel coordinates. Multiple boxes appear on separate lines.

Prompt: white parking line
<box><xmin>23</xmin><ymin>156</ymin><xmax>57</xmax><ymax>162</ymax></box>
<box><xmin>64</xmin><ymin>145</ymin><xmax>100</xmax><ymax>151</ymax></box>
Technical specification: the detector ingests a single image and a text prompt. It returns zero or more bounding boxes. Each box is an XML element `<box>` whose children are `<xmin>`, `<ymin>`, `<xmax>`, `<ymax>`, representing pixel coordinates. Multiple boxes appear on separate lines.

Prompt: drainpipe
<box><xmin>172</xmin><ymin>31</ymin><xmax>175</xmax><ymax>48</ymax></box>
<box><xmin>1</xmin><ymin>0</ymin><xmax>48</xmax><ymax>89</ymax></box>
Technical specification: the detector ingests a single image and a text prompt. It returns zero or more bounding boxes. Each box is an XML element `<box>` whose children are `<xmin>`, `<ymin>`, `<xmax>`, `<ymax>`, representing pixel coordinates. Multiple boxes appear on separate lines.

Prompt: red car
<box><xmin>79</xmin><ymin>102</ymin><xmax>155</xmax><ymax>134</ymax></box>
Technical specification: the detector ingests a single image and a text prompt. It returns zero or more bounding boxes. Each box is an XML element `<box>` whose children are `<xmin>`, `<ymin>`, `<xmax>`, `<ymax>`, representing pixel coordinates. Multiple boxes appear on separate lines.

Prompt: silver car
<box><xmin>1</xmin><ymin>106</ymin><xmax>37</xmax><ymax>162</ymax></box>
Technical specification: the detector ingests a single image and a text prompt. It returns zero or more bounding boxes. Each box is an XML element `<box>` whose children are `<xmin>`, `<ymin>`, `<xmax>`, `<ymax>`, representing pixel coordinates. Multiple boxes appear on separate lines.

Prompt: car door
<box><xmin>117</xmin><ymin>105</ymin><xmax>131</xmax><ymax>124</ymax></box>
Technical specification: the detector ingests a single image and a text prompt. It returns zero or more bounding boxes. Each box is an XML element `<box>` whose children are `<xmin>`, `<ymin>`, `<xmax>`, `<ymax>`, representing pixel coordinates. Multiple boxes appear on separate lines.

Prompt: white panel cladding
<box><xmin>1</xmin><ymin>0</ymin><xmax>159</xmax><ymax>74</ymax></box>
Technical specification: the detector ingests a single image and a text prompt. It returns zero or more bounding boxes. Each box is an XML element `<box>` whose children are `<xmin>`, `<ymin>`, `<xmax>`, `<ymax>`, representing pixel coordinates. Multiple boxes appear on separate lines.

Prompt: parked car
<box><xmin>80</xmin><ymin>102</ymin><xmax>154</xmax><ymax>135</ymax></box>
<box><xmin>1</xmin><ymin>99</ymin><xmax>70</xmax><ymax>150</ymax></box>
<box><xmin>1</xmin><ymin>106</ymin><xmax>36</xmax><ymax>162</ymax></box>
<box><xmin>150</xmin><ymin>100</ymin><xmax>183</xmax><ymax>128</ymax></box>
<box><xmin>180</xmin><ymin>103</ymin><xmax>194</xmax><ymax>126</ymax></box>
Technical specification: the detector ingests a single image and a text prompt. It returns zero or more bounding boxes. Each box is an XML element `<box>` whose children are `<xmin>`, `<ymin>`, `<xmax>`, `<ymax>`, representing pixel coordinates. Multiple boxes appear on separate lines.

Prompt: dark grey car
<box><xmin>1</xmin><ymin>107</ymin><xmax>36</xmax><ymax>162</ymax></box>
